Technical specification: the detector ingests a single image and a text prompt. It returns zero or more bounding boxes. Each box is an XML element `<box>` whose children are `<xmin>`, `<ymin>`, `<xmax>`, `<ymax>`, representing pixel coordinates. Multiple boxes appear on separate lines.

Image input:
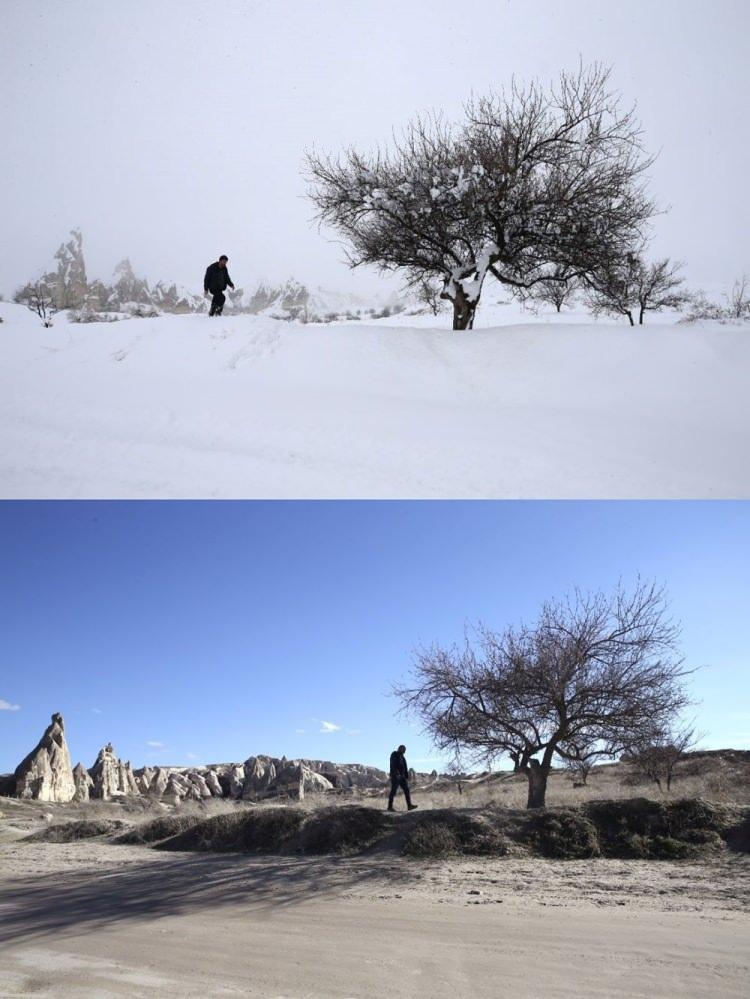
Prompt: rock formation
<box><xmin>242</xmin><ymin>756</ymin><xmax>278</xmax><ymax>798</ymax></box>
<box><xmin>148</xmin><ymin>767</ymin><xmax>170</xmax><ymax>797</ymax></box>
<box><xmin>240</xmin><ymin>756</ymin><xmax>339</xmax><ymax>801</ymax></box>
<box><xmin>14</xmin><ymin>713</ymin><xmax>76</xmax><ymax>802</ymax></box>
<box><xmin>227</xmin><ymin>764</ymin><xmax>245</xmax><ymax>798</ymax></box>
<box><xmin>90</xmin><ymin>743</ymin><xmax>125</xmax><ymax>800</ymax></box>
<box><xmin>205</xmin><ymin>770</ymin><xmax>223</xmax><ymax>796</ymax></box>
<box><xmin>72</xmin><ymin>762</ymin><xmax>93</xmax><ymax>802</ymax></box>
<box><xmin>6</xmin><ymin>712</ymin><xmax>416</xmax><ymax>807</ymax></box>
<box><xmin>136</xmin><ymin>766</ymin><xmax>155</xmax><ymax>795</ymax></box>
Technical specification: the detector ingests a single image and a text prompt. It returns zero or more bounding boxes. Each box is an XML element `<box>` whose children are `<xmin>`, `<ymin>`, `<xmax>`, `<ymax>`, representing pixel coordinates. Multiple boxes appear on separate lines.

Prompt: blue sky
<box><xmin>1</xmin><ymin>501</ymin><xmax>748</xmax><ymax>774</ymax></box>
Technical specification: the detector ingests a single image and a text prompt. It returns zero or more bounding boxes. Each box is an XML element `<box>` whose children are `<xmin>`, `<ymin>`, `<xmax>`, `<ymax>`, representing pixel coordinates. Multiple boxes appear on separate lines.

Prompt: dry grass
<box><xmin>157</xmin><ymin>807</ymin><xmax>305</xmax><ymax>854</ymax></box>
<box><xmin>25</xmin><ymin>818</ymin><xmax>128</xmax><ymax>843</ymax></box>
<box><xmin>402</xmin><ymin>810</ymin><xmax>508</xmax><ymax>858</ymax></box>
<box><xmin>3</xmin><ymin>751</ymin><xmax>748</xmax><ymax>856</ymax></box>
<box><xmin>402</xmin><ymin>752</ymin><xmax>750</xmax><ymax>811</ymax></box>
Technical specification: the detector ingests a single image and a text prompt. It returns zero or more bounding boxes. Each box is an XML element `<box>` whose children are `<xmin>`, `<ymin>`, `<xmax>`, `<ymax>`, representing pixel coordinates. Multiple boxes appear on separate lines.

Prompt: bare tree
<box><xmin>725</xmin><ymin>274</ymin><xmax>750</xmax><ymax>320</ymax></box>
<box><xmin>396</xmin><ymin>581</ymin><xmax>690</xmax><ymax>809</ymax></box>
<box><xmin>444</xmin><ymin>754</ymin><xmax>466</xmax><ymax>795</ymax></box>
<box><xmin>21</xmin><ymin>282</ymin><xmax>57</xmax><ymax>327</ymax></box>
<box><xmin>625</xmin><ymin>722</ymin><xmax>698</xmax><ymax>791</ymax></box>
<box><xmin>586</xmin><ymin>254</ymin><xmax>687</xmax><ymax>325</ymax></box>
<box><xmin>561</xmin><ymin>739</ymin><xmax>600</xmax><ymax>785</ymax></box>
<box><xmin>414</xmin><ymin>276</ymin><xmax>443</xmax><ymax>316</ymax></box>
<box><xmin>307</xmin><ymin>64</ymin><xmax>656</xmax><ymax>330</ymax></box>
<box><xmin>307</xmin><ymin>114</ymin><xmax>487</xmax><ymax>330</ymax></box>
<box><xmin>519</xmin><ymin>265</ymin><xmax>579</xmax><ymax>313</ymax></box>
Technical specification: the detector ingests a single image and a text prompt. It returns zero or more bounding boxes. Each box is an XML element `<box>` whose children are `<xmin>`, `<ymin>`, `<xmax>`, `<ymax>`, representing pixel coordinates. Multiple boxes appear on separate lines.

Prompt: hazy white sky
<box><xmin>1</xmin><ymin>0</ymin><xmax>748</xmax><ymax>298</ymax></box>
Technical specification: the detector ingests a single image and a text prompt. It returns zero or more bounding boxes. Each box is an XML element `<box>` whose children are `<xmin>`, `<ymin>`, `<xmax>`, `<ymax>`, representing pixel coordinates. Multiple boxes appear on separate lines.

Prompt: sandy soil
<box><xmin>1</xmin><ymin>838</ymin><xmax>748</xmax><ymax>998</ymax></box>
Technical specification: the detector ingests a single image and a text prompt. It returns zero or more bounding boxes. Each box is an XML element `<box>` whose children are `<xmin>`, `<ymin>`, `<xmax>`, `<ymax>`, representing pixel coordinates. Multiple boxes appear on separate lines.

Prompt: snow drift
<box><xmin>0</xmin><ymin>302</ymin><xmax>747</xmax><ymax>498</ymax></box>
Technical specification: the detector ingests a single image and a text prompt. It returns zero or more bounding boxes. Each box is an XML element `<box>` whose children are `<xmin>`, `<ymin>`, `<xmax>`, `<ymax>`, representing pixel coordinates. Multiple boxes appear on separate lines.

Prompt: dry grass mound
<box><xmin>157</xmin><ymin>807</ymin><xmax>304</xmax><ymax>853</ymax></box>
<box><xmin>583</xmin><ymin>797</ymin><xmax>729</xmax><ymax>859</ymax></box>
<box><xmin>80</xmin><ymin>796</ymin><xmax>749</xmax><ymax>862</ymax></box>
<box><xmin>402</xmin><ymin>809</ymin><xmax>508</xmax><ymax>858</ymax></box>
<box><xmin>300</xmin><ymin>805</ymin><xmax>387</xmax><ymax>854</ymax></box>
<box><xmin>115</xmin><ymin>814</ymin><xmax>201</xmax><ymax>845</ymax></box>
<box><xmin>526</xmin><ymin>809</ymin><xmax>600</xmax><ymax>859</ymax></box>
<box><xmin>25</xmin><ymin>818</ymin><xmax>127</xmax><ymax>842</ymax></box>
<box><xmin>723</xmin><ymin>811</ymin><xmax>750</xmax><ymax>853</ymax></box>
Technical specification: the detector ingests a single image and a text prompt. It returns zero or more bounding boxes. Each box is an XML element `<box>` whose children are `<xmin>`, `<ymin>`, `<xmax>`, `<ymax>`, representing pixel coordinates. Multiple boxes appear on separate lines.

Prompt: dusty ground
<box><xmin>1</xmin><ymin>835</ymin><xmax>748</xmax><ymax>998</ymax></box>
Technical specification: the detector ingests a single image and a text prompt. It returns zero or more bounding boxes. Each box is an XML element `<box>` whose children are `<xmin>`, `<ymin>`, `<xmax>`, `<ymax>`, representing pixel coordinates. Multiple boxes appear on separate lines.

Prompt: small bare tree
<box><xmin>519</xmin><ymin>265</ymin><xmax>579</xmax><ymax>313</ymax></box>
<box><xmin>396</xmin><ymin>581</ymin><xmax>690</xmax><ymax>809</ymax></box>
<box><xmin>586</xmin><ymin>254</ymin><xmax>687</xmax><ymax>325</ymax></box>
<box><xmin>561</xmin><ymin>739</ymin><xmax>599</xmax><ymax>786</ymax></box>
<box><xmin>22</xmin><ymin>282</ymin><xmax>57</xmax><ymax>327</ymax></box>
<box><xmin>725</xmin><ymin>274</ymin><xmax>750</xmax><ymax>319</ymax></box>
<box><xmin>625</xmin><ymin>722</ymin><xmax>698</xmax><ymax>791</ymax></box>
<box><xmin>414</xmin><ymin>276</ymin><xmax>443</xmax><ymax>316</ymax></box>
<box><xmin>444</xmin><ymin>754</ymin><xmax>466</xmax><ymax>795</ymax></box>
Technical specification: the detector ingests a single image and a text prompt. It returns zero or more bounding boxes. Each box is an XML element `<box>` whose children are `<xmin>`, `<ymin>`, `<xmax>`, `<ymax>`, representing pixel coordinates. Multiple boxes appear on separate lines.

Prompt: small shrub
<box><xmin>585</xmin><ymin>798</ymin><xmax>667</xmax><ymax>857</ymax></box>
<box><xmin>626</xmin><ymin>833</ymin><xmax>651</xmax><ymax>859</ymax></box>
<box><xmin>123</xmin><ymin>303</ymin><xmax>159</xmax><ymax>319</ymax></box>
<box><xmin>68</xmin><ymin>306</ymin><xmax>120</xmax><ymax>324</ymax></box>
<box><xmin>300</xmin><ymin>806</ymin><xmax>387</xmax><ymax>854</ymax></box>
<box><xmin>529</xmin><ymin>810</ymin><xmax>600</xmax><ymax>859</ymax></box>
<box><xmin>26</xmin><ymin>819</ymin><xmax>126</xmax><ymax>842</ymax></box>
<box><xmin>403</xmin><ymin>821</ymin><xmax>458</xmax><ymax>857</ymax></box>
<box><xmin>665</xmin><ymin>799</ymin><xmax>726</xmax><ymax>837</ymax></box>
<box><xmin>679</xmin><ymin>828</ymin><xmax>723</xmax><ymax>847</ymax></box>
<box><xmin>649</xmin><ymin>836</ymin><xmax>693</xmax><ymax>860</ymax></box>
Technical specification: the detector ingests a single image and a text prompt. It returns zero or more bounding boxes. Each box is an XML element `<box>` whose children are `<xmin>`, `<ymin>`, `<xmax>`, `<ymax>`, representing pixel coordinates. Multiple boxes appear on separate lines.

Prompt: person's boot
<box><xmin>408</xmin><ymin>804</ymin><xmax>418</xmax><ymax>810</ymax></box>
<box><xmin>387</xmin><ymin>806</ymin><xmax>395</xmax><ymax>812</ymax></box>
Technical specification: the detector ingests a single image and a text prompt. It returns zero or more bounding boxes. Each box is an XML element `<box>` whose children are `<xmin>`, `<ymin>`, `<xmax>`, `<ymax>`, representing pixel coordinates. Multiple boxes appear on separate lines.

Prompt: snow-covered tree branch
<box><xmin>306</xmin><ymin>64</ymin><xmax>657</xmax><ymax>330</ymax></box>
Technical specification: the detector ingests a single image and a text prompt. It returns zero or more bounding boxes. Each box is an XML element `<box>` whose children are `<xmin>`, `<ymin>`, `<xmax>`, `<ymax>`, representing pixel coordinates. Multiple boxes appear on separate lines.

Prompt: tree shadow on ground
<box><xmin>0</xmin><ymin>848</ymin><xmax>415</xmax><ymax>945</ymax></box>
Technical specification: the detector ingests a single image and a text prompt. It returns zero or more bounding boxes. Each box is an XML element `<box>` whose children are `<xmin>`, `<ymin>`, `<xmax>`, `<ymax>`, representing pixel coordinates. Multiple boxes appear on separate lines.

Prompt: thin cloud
<box><xmin>346</xmin><ymin>729</ymin><xmax>361</xmax><ymax>736</ymax></box>
<box><xmin>146</xmin><ymin>740</ymin><xmax>164</xmax><ymax>748</ymax></box>
<box><xmin>186</xmin><ymin>752</ymin><xmax>199</xmax><ymax>760</ymax></box>
<box><xmin>91</xmin><ymin>707</ymin><xmax>102</xmax><ymax>714</ymax></box>
<box><xmin>295</xmin><ymin>728</ymin><xmax>306</xmax><ymax>735</ymax></box>
<box><xmin>318</xmin><ymin>720</ymin><xmax>341</xmax><ymax>734</ymax></box>
<box><xmin>0</xmin><ymin>699</ymin><xmax>20</xmax><ymax>712</ymax></box>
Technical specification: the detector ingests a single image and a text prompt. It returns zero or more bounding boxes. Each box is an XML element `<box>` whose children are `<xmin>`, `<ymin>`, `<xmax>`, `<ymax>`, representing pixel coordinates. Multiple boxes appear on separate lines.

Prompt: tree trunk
<box><xmin>526</xmin><ymin>759</ymin><xmax>549</xmax><ymax>808</ymax></box>
<box><xmin>626</xmin><ymin>311</ymin><xmax>634</xmax><ymax>326</ymax></box>
<box><xmin>639</xmin><ymin>307</ymin><xmax>645</xmax><ymax>325</ymax></box>
<box><xmin>452</xmin><ymin>286</ymin><xmax>478</xmax><ymax>330</ymax></box>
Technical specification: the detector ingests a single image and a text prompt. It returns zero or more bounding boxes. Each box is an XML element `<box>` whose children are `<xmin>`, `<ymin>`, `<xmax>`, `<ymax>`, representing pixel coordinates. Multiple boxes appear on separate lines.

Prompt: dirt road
<box><xmin>1</xmin><ymin>841</ymin><xmax>748</xmax><ymax>998</ymax></box>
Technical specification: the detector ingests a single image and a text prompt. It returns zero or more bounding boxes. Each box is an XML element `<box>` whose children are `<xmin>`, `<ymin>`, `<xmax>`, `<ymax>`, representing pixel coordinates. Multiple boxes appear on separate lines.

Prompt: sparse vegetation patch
<box><xmin>115</xmin><ymin>814</ymin><xmax>201</xmax><ymax>844</ymax></box>
<box><xmin>527</xmin><ymin>809</ymin><xmax>600</xmax><ymax>859</ymax></box>
<box><xmin>157</xmin><ymin>807</ymin><xmax>304</xmax><ymax>853</ymax></box>
<box><xmin>300</xmin><ymin>806</ymin><xmax>388</xmax><ymax>854</ymax></box>
<box><xmin>402</xmin><ymin>810</ymin><xmax>508</xmax><ymax>858</ymax></box>
<box><xmin>25</xmin><ymin>819</ymin><xmax>126</xmax><ymax>842</ymax></box>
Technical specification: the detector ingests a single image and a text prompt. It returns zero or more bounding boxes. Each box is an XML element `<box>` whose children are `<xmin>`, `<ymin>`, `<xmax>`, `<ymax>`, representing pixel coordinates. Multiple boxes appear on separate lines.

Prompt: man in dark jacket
<box><xmin>388</xmin><ymin>744</ymin><xmax>418</xmax><ymax>812</ymax></box>
<box><xmin>204</xmin><ymin>255</ymin><xmax>235</xmax><ymax>316</ymax></box>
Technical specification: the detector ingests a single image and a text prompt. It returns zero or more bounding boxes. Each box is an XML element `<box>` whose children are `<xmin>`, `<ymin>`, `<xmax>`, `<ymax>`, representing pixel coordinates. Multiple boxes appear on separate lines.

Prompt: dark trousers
<box><xmin>388</xmin><ymin>775</ymin><xmax>412</xmax><ymax>808</ymax></box>
<box><xmin>209</xmin><ymin>290</ymin><xmax>226</xmax><ymax>316</ymax></box>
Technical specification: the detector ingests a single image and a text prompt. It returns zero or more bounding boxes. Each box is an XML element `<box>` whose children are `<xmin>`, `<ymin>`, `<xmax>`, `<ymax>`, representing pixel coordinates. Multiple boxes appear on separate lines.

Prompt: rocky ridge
<box><xmin>4</xmin><ymin>713</ymin><xmax>398</xmax><ymax>805</ymax></box>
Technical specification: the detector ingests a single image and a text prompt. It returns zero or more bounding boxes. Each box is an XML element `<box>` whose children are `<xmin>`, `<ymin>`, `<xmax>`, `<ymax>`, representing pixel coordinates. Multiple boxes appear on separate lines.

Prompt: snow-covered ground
<box><xmin>0</xmin><ymin>301</ymin><xmax>748</xmax><ymax>498</ymax></box>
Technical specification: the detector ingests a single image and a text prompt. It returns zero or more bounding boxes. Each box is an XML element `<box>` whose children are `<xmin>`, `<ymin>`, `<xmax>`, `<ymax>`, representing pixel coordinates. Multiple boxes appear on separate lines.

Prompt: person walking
<box><xmin>204</xmin><ymin>255</ymin><xmax>235</xmax><ymax>316</ymax></box>
<box><xmin>388</xmin><ymin>744</ymin><xmax>418</xmax><ymax>812</ymax></box>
